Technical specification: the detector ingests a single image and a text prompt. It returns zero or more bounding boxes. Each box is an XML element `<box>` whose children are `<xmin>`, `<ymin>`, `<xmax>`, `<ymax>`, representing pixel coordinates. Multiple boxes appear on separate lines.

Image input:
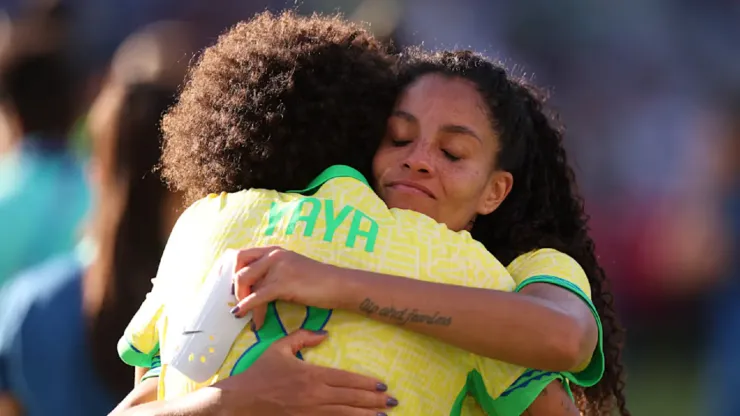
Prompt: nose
<box><xmin>402</xmin><ymin>142</ymin><xmax>434</xmax><ymax>174</ymax></box>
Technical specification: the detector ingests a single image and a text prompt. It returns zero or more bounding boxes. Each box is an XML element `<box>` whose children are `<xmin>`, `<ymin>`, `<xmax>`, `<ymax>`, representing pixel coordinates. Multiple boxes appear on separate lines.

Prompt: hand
<box><xmin>229</xmin><ymin>247</ymin><xmax>342</xmax><ymax>328</ymax></box>
<box><xmin>214</xmin><ymin>329</ymin><xmax>398</xmax><ymax>416</ymax></box>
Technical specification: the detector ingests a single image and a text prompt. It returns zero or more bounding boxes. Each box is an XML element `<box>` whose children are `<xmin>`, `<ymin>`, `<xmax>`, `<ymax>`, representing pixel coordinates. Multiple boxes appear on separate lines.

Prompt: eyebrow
<box><xmin>391</xmin><ymin>110</ymin><xmax>482</xmax><ymax>143</ymax></box>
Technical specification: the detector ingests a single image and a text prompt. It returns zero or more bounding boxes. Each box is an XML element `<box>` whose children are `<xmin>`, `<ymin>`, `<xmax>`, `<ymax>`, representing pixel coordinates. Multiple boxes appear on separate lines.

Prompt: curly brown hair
<box><xmin>160</xmin><ymin>11</ymin><xmax>398</xmax><ymax>202</ymax></box>
<box><xmin>395</xmin><ymin>49</ymin><xmax>628</xmax><ymax>416</ymax></box>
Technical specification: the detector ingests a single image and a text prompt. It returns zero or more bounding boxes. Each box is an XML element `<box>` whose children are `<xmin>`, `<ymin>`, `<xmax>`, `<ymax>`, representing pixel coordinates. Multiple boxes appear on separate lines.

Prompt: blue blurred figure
<box><xmin>0</xmin><ymin>7</ymin><xmax>90</xmax><ymax>286</ymax></box>
<box><xmin>0</xmin><ymin>19</ymin><xmax>190</xmax><ymax>414</ymax></box>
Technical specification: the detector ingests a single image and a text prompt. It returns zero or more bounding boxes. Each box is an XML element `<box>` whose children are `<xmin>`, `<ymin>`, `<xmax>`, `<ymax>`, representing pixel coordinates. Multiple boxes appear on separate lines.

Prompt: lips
<box><xmin>386</xmin><ymin>180</ymin><xmax>436</xmax><ymax>199</ymax></box>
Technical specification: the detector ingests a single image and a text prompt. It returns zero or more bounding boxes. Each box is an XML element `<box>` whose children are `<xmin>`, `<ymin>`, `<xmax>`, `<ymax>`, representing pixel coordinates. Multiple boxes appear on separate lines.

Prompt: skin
<box><xmin>374</xmin><ymin>75</ymin><xmax>514</xmax><ymax>231</ymax></box>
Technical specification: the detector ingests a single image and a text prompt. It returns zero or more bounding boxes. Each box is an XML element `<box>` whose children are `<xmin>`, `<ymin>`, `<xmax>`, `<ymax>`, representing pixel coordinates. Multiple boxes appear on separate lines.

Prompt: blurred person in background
<box><xmin>0</xmin><ymin>4</ymin><xmax>90</xmax><ymax>285</ymax></box>
<box><xmin>0</xmin><ymin>21</ymin><xmax>192</xmax><ymax>415</ymax></box>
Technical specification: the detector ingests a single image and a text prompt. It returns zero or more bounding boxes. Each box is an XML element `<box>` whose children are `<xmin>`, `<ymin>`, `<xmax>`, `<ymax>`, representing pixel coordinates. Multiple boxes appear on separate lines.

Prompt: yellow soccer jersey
<box><xmin>119</xmin><ymin>165</ymin><xmax>534</xmax><ymax>415</ymax></box>
<box><xmin>462</xmin><ymin>249</ymin><xmax>605</xmax><ymax>415</ymax></box>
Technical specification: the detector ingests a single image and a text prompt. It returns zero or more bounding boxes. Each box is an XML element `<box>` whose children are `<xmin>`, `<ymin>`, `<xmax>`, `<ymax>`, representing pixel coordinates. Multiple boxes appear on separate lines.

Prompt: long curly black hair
<box><xmin>395</xmin><ymin>48</ymin><xmax>628</xmax><ymax>416</ymax></box>
<box><xmin>160</xmin><ymin>11</ymin><xmax>398</xmax><ymax>202</ymax></box>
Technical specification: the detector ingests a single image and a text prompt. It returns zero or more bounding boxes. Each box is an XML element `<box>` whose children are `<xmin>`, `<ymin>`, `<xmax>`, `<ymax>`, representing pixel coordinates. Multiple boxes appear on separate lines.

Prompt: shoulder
<box><xmin>169</xmin><ymin>190</ymin><xmax>274</xmax><ymax>242</ymax></box>
<box><xmin>507</xmin><ymin>248</ymin><xmax>591</xmax><ymax>299</ymax></box>
<box><xmin>155</xmin><ymin>189</ymin><xmax>282</xmax><ymax>292</ymax></box>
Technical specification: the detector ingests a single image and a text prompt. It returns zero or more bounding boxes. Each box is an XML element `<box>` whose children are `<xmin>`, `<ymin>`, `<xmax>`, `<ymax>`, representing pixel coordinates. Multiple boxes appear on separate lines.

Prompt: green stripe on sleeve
<box><xmin>117</xmin><ymin>336</ymin><xmax>159</xmax><ymax>369</ymax></box>
<box><xmin>515</xmin><ymin>274</ymin><xmax>605</xmax><ymax>387</ymax></box>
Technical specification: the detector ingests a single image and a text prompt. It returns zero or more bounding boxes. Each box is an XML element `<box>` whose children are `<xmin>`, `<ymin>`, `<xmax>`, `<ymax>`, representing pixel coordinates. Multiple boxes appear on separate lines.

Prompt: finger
<box><xmin>232</xmin><ymin>256</ymin><xmax>273</xmax><ymax>301</ymax></box>
<box><xmin>319</xmin><ymin>367</ymin><xmax>388</xmax><ymax>393</ymax></box>
<box><xmin>253</xmin><ymin>304</ymin><xmax>268</xmax><ymax>329</ymax></box>
<box><xmin>319</xmin><ymin>386</ymin><xmax>397</xmax><ymax>409</ymax></box>
<box><xmin>232</xmin><ymin>246</ymin><xmax>281</xmax><ymax>271</ymax></box>
<box><xmin>271</xmin><ymin>329</ymin><xmax>328</xmax><ymax>356</ymax></box>
<box><xmin>232</xmin><ymin>288</ymin><xmax>275</xmax><ymax>318</ymax></box>
<box><xmin>321</xmin><ymin>405</ymin><xmax>390</xmax><ymax>416</ymax></box>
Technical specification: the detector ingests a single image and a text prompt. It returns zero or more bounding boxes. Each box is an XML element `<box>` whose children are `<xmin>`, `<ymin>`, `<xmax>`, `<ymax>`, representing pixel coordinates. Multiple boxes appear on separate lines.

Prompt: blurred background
<box><xmin>0</xmin><ymin>0</ymin><xmax>738</xmax><ymax>415</ymax></box>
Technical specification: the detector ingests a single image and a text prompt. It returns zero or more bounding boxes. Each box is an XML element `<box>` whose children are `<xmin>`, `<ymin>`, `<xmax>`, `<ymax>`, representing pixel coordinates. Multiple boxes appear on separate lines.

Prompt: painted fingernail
<box><xmin>386</xmin><ymin>397</ymin><xmax>398</xmax><ymax>407</ymax></box>
<box><xmin>230</xmin><ymin>283</ymin><xmax>235</xmax><ymax>295</ymax></box>
<box><xmin>376</xmin><ymin>383</ymin><xmax>388</xmax><ymax>392</ymax></box>
<box><xmin>377</xmin><ymin>413</ymin><xmax>388</xmax><ymax>416</ymax></box>
<box><xmin>313</xmin><ymin>330</ymin><xmax>328</xmax><ymax>335</ymax></box>
<box><xmin>250</xmin><ymin>321</ymin><xmax>257</xmax><ymax>332</ymax></box>
<box><xmin>230</xmin><ymin>305</ymin><xmax>240</xmax><ymax>315</ymax></box>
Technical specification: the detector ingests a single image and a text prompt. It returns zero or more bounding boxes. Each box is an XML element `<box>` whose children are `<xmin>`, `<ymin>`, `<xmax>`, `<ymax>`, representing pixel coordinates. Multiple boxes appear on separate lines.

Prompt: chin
<box><xmin>387</xmin><ymin>199</ymin><xmax>435</xmax><ymax>219</ymax></box>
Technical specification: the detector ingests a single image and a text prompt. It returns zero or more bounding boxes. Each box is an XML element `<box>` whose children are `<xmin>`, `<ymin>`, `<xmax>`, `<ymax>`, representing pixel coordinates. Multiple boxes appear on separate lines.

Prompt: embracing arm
<box><xmin>110</xmin><ymin>331</ymin><xmax>395</xmax><ymax>416</ymax></box>
<box><xmin>332</xmin><ymin>267</ymin><xmax>597</xmax><ymax>372</ymax></box>
<box><xmin>525</xmin><ymin>381</ymin><xmax>580</xmax><ymax>416</ymax></box>
<box><xmin>111</xmin><ymin>386</ymin><xmax>222</xmax><ymax>416</ymax></box>
<box><xmin>109</xmin><ymin>371</ymin><xmax>159</xmax><ymax>415</ymax></box>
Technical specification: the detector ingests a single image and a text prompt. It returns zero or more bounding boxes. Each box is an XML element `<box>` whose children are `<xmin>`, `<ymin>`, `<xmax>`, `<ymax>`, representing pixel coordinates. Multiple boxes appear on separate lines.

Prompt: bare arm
<box><xmin>109</xmin><ymin>330</ymin><xmax>394</xmax><ymax>416</ymax></box>
<box><xmin>333</xmin><ymin>267</ymin><xmax>598</xmax><ymax>372</ymax></box>
<box><xmin>524</xmin><ymin>382</ymin><xmax>580</xmax><ymax>416</ymax></box>
<box><xmin>110</xmin><ymin>386</ymin><xmax>222</xmax><ymax>416</ymax></box>
<box><xmin>110</xmin><ymin>377</ymin><xmax>159</xmax><ymax>415</ymax></box>
<box><xmin>135</xmin><ymin>366</ymin><xmax>152</xmax><ymax>386</ymax></box>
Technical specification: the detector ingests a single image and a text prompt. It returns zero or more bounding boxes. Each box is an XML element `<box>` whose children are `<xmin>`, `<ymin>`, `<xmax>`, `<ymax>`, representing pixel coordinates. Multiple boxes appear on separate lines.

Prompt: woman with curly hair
<box><xmin>117</xmin><ymin>11</ymin><xmax>627</xmax><ymax>416</ymax></box>
<box><xmin>226</xmin><ymin>49</ymin><xmax>629</xmax><ymax>416</ymax></box>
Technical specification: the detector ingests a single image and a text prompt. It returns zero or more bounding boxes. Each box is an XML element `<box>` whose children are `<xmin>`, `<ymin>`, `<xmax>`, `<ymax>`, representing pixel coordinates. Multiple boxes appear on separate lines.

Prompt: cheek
<box><xmin>372</xmin><ymin>147</ymin><xmax>394</xmax><ymax>180</ymax></box>
<box><xmin>440</xmin><ymin>166</ymin><xmax>492</xmax><ymax>213</ymax></box>
<box><xmin>371</xmin><ymin>152</ymin><xmax>383</xmax><ymax>184</ymax></box>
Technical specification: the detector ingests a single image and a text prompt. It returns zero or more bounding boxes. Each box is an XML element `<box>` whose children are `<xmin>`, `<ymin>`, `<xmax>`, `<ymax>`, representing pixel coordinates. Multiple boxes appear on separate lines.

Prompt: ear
<box><xmin>477</xmin><ymin>171</ymin><xmax>513</xmax><ymax>215</ymax></box>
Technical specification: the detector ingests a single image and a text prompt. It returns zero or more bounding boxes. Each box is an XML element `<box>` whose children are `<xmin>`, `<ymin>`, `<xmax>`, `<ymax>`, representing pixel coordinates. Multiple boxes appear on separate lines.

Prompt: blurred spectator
<box><xmin>0</xmin><ymin>22</ymin><xmax>190</xmax><ymax>415</ymax></box>
<box><xmin>0</xmin><ymin>5</ymin><xmax>90</xmax><ymax>285</ymax></box>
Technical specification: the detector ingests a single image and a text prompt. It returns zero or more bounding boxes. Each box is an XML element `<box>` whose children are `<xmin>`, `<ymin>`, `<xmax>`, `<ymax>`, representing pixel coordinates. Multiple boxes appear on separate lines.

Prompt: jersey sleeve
<box><xmin>117</xmin><ymin>274</ymin><xmax>166</xmax><ymax>368</ymax></box>
<box><xmin>507</xmin><ymin>248</ymin><xmax>605</xmax><ymax>387</ymax></box>
<box><xmin>118</xmin><ymin>194</ymin><xmax>227</xmax><ymax>368</ymax></box>
<box><xmin>463</xmin><ymin>368</ymin><xmax>568</xmax><ymax>416</ymax></box>
<box><xmin>118</xmin><ymin>191</ymin><xmax>263</xmax><ymax>369</ymax></box>
<box><xmin>140</xmin><ymin>354</ymin><xmax>162</xmax><ymax>382</ymax></box>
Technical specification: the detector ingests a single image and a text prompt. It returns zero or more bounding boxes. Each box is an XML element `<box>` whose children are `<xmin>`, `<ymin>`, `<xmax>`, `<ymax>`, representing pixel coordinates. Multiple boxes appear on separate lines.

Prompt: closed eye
<box><xmin>443</xmin><ymin>150</ymin><xmax>461</xmax><ymax>161</ymax></box>
<box><xmin>391</xmin><ymin>139</ymin><xmax>411</xmax><ymax>147</ymax></box>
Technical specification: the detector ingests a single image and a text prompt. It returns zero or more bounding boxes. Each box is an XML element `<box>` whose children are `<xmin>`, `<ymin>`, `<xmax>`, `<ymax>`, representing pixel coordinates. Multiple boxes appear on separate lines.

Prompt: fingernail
<box><xmin>386</xmin><ymin>397</ymin><xmax>398</xmax><ymax>407</ymax></box>
<box><xmin>250</xmin><ymin>321</ymin><xmax>257</xmax><ymax>332</ymax></box>
<box><xmin>230</xmin><ymin>283</ymin><xmax>235</xmax><ymax>295</ymax></box>
<box><xmin>230</xmin><ymin>305</ymin><xmax>240</xmax><ymax>315</ymax></box>
<box><xmin>377</xmin><ymin>413</ymin><xmax>387</xmax><ymax>416</ymax></box>
<box><xmin>376</xmin><ymin>383</ymin><xmax>388</xmax><ymax>392</ymax></box>
<box><xmin>313</xmin><ymin>330</ymin><xmax>328</xmax><ymax>335</ymax></box>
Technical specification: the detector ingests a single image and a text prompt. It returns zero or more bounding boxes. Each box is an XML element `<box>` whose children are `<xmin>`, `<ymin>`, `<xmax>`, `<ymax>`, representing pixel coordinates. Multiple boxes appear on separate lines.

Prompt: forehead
<box><xmin>396</xmin><ymin>74</ymin><xmax>492</xmax><ymax>127</ymax></box>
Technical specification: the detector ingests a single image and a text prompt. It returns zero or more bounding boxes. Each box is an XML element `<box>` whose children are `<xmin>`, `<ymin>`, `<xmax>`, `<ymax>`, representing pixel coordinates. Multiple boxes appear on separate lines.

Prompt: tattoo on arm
<box><xmin>358</xmin><ymin>298</ymin><xmax>452</xmax><ymax>326</ymax></box>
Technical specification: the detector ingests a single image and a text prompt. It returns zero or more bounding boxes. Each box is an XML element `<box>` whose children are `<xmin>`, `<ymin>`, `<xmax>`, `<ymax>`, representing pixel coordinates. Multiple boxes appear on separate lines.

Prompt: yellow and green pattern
<box><xmin>461</xmin><ymin>249</ymin><xmax>605</xmax><ymax>415</ymax></box>
<box><xmin>119</xmin><ymin>166</ymin><xmax>600</xmax><ymax>415</ymax></box>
